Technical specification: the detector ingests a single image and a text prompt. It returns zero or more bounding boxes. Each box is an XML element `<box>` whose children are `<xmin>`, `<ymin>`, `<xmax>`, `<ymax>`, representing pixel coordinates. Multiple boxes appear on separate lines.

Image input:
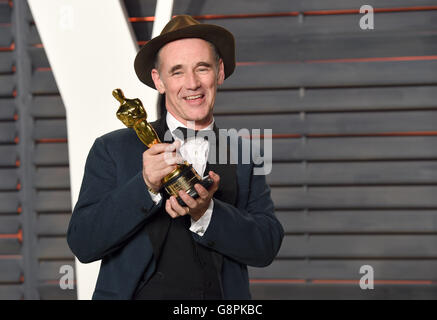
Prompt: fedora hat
<box><xmin>134</xmin><ymin>15</ymin><xmax>235</xmax><ymax>89</ymax></box>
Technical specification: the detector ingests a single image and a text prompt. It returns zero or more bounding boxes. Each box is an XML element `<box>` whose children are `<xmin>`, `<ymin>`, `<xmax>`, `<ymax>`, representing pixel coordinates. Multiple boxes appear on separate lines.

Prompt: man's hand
<box><xmin>165</xmin><ymin>171</ymin><xmax>220</xmax><ymax>221</ymax></box>
<box><xmin>142</xmin><ymin>141</ymin><xmax>182</xmax><ymax>192</ymax></box>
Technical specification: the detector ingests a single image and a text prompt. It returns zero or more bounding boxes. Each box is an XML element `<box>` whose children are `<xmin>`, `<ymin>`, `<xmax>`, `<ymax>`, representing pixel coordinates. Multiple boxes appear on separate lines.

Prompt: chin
<box><xmin>187</xmin><ymin>111</ymin><xmax>211</xmax><ymax>123</ymax></box>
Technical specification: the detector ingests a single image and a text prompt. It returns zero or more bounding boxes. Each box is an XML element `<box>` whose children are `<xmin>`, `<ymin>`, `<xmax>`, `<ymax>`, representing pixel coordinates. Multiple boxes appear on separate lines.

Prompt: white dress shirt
<box><xmin>147</xmin><ymin>112</ymin><xmax>214</xmax><ymax>236</ymax></box>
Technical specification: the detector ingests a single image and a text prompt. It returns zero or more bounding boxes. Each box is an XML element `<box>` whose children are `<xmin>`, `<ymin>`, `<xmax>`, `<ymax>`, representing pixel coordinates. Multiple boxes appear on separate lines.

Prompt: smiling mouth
<box><xmin>184</xmin><ymin>94</ymin><xmax>204</xmax><ymax>101</ymax></box>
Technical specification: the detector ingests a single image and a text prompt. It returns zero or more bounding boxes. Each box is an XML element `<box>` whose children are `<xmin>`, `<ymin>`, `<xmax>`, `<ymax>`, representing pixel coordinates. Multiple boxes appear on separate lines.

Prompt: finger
<box><xmin>147</xmin><ymin>143</ymin><xmax>176</xmax><ymax>155</ymax></box>
<box><xmin>161</xmin><ymin>141</ymin><xmax>182</xmax><ymax>162</ymax></box>
<box><xmin>170</xmin><ymin>196</ymin><xmax>190</xmax><ymax>215</ymax></box>
<box><xmin>147</xmin><ymin>164</ymin><xmax>178</xmax><ymax>183</ymax></box>
<box><xmin>146</xmin><ymin>152</ymin><xmax>182</xmax><ymax>171</ymax></box>
<box><xmin>172</xmin><ymin>140</ymin><xmax>181</xmax><ymax>152</ymax></box>
<box><xmin>209</xmin><ymin>170</ymin><xmax>220</xmax><ymax>181</ymax></box>
<box><xmin>194</xmin><ymin>183</ymin><xmax>209</xmax><ymax>200</ymax></box>
<box><xmin>178</xmin><ymin>190</ymin><xmax>198</xmax><ymax>209</ymax></box>
<box><xmin>144</xmin><ymin>148</ymin><xmax>176</xmax><ymax>169</ymax></box>
<box><xmin>208</xmin><ymin>171</ymin><xmax>220</xmax><ymax>191</ymax></box>
<box><xmin>162</xmin><ymin>151</ymin><xmax>184</xmax><ymax>166</ymax></box>
<box><xmin>165</xmin><ymin>199</ymin><xmax>180</xmax><ymax>218</ymax></box>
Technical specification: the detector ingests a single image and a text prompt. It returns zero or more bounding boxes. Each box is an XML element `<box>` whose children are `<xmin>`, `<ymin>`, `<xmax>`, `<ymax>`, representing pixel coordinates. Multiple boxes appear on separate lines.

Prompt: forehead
<box><xmin>158</xmin><ymin>38</ymin><xmax>215</xmax><ymax>67</ymax></box>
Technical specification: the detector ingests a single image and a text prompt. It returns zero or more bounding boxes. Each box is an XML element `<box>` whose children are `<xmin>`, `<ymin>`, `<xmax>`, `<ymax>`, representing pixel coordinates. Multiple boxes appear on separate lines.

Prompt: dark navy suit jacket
<box><xmin>67</xmin><ymin>118</ymin><xmax>284</xmax><ymax>299</ymax></box>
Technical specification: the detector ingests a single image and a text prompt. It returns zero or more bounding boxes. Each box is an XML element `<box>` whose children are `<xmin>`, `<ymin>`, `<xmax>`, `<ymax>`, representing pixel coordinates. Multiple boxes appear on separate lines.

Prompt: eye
<box><xmin>197</xmin><ymin>67</ymin><xmax>209</xmax><ymax>73</ymax></box>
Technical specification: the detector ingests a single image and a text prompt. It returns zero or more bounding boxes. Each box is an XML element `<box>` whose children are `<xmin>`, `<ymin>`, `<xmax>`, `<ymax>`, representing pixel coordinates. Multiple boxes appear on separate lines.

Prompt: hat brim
<box><xmin>134</xmin><ymin>24</ymin><xmax>235</xmax><ymax>89</ymax></box>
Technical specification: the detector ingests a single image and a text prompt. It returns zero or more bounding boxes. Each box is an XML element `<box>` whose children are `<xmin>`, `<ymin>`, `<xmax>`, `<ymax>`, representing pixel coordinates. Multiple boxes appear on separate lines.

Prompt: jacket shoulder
<box><xmin>93</xmin><ymin>128</ymin><xmax>145</xmax><ymax>159</ymax></box>
<box><xmin>98</xmin><ymin>128</ymin><xmax>137</xmax><ymax>144</ymax></box>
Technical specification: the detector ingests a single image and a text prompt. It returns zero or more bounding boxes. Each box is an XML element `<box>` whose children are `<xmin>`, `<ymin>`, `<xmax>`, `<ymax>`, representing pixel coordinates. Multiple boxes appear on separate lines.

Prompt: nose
<box><xmin>185</xmin><ymin>70</ymin><xmax>201</xmax><ymax>90</ymax></box>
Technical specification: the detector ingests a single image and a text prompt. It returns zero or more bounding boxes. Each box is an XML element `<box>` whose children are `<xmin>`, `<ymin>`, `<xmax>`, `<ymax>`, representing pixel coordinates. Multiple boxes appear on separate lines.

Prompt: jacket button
<box><xmin>207</xmin><ymin>241</ymin><xmax>215</xmax><ymax>247</ymax></box>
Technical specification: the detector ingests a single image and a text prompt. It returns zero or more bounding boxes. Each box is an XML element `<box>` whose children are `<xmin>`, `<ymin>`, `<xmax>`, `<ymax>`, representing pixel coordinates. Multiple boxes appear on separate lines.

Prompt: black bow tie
<box><xmin>173</xmin><ymin>127</ymin><xmax>215</xmax><ymax>141</ymax></box>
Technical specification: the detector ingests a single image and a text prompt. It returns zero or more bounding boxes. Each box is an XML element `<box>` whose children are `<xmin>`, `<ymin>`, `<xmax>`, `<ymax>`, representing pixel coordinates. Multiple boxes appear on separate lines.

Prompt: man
<box><xmin>67</xmin><ymin>15</ymin><xmax>283</xmax><ymax>300</ymax></box>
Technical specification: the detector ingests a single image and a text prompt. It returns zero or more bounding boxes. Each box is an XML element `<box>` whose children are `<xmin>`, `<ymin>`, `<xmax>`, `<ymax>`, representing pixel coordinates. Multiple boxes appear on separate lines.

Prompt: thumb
<box><xmin>172</xmin><ymin>140</ymin><xmax>181</xmax><ymax>151</ymax></box>
<box><xmin>208</xmin><ymin>171</ymin><xmax>220</xmax><ymax>191</ymax></box>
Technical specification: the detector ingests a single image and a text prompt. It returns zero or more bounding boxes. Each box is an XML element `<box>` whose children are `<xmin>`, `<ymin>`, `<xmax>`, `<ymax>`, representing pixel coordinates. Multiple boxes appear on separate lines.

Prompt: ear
<box><xmin>216</xmin><ymin>59</ymin><xmax>225</xmax><ymax>85</ymax></box>
<box><xmin>151</xmin><ymin>69</ymin><xmax>165</xmax><ymax>93</ymax></box>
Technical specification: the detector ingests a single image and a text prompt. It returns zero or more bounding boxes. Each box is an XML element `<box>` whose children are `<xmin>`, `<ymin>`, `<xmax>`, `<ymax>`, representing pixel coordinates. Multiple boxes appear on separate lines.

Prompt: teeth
<box><xmin>185</xmin><ymin>94</ymin><xmax>202</xmax><ymax>100</ymax></box>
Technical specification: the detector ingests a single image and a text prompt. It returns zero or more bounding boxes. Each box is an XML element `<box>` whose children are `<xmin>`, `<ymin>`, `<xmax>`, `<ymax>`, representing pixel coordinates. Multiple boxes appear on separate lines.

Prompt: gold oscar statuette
<box><xmin>112</xmin><ymin>88</ymin><xmax>213</xmax><ymax>206</ymax></box>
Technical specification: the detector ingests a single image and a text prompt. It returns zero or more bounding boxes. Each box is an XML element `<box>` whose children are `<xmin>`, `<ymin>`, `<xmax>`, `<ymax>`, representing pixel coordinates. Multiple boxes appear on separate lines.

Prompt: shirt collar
<box><xmin>166</xmin><ymin>111</ymin><xmax>215</xmax><ymax>134</ymax></box>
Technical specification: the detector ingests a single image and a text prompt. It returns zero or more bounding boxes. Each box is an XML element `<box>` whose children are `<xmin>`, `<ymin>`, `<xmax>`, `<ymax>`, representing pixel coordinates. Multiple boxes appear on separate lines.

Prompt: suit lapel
<box><xmin>205</xmin><ymin>125</ymin><xmax>237</xmax><ymax>206</ymax></box>
<box><xmin>151</xmin><ymin>116</ymin><xmax>172</xmax><ymax>143</ymax></box>
<box><xmin>143</xmin><ymin>117</ymin><xmax>173</xmax><ymax>262</ymax></box>
<box><xmin>204</xmin><ymin>126</ymin><xmax>237</xmax><ymax>281</ymax></box>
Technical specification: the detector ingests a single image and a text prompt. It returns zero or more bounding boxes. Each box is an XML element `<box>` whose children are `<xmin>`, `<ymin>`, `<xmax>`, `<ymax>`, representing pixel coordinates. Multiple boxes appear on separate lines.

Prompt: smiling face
<box><xmin>151</xmin><ymin>38</ymin><xmax>225</xmax><ymax>129</ymax></box>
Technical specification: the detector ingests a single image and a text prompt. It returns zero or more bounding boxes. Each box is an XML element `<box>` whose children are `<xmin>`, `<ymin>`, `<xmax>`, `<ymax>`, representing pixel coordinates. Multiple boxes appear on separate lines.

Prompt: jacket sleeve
<box><xmin>67</xmin><ymin>137</ymin><xmax>162</xmax><ymax>263</ymax></box>
<box><xmin>192</xmin><ymin>162</ymin><xmax>284</xmax><ymax>268</ymax></box>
